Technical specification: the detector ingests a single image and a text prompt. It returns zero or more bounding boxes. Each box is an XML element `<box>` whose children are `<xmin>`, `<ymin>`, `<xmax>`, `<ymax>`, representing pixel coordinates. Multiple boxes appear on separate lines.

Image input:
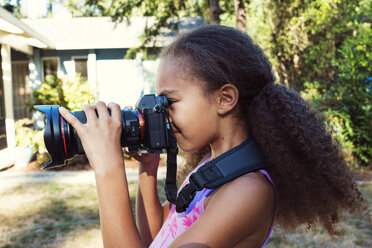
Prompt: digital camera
<box><xmin>35</xmin><ymin>94</ymin><xmax>169</xmax><ymax>169</ymax></box>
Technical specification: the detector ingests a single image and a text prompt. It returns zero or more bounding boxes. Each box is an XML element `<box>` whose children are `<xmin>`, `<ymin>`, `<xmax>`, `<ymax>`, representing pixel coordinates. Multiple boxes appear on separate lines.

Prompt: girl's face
<box><xmin>156</xmin><ymin>57</ymin><xmax>219</xmax><ymax>152</ymax></box>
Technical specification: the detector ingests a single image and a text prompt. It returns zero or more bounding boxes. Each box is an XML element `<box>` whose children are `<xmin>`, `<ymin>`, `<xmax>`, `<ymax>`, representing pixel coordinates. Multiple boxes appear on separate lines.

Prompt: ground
<box><xmin>350</xmin><ymin>168</ymin><xmax>372</xmax><ymax>182</ymax></box>
<box><xmin>3</xmin><ymin>156</ymin><xmax>372</xmax><ymax>182</ymax></box>
<box><xmin>2</xmin><ymin>155</ymin><xmax>168</xmax><ymax>172</ymax></box>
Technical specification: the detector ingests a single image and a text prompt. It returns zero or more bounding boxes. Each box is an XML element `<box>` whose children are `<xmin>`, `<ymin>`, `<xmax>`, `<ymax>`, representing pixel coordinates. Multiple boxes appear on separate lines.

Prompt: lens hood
<box><xmin>34</xmin><ymin>105</ymin><xmax>67</xmax><ymax>169</ymax></box>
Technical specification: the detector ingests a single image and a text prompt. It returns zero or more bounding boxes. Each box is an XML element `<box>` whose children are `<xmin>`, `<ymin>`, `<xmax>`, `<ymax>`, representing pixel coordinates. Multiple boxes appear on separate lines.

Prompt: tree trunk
<box><xmin>234</xmin><ymin>0</ymin><xmax>246</xmax><ymax>32</ymax></box>
<box><xmin>209</xmin><ymin>0</ymin><xmax>221</xmax><ymax>25</ymax></box>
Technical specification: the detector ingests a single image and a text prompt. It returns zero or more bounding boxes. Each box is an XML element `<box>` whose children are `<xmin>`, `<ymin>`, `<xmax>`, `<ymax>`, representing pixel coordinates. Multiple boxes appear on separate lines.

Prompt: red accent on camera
<box><xmin>138</xmin><ymin>111</ymin><xmax>145</xmax><ymax>142</ymax></box>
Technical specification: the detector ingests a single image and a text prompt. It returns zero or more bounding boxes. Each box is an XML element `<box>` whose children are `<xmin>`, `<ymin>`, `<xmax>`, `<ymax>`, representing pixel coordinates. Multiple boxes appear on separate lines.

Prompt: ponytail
<box><xmin>248</xmin><ymin>83</ymin><xmax>366</xmax><ymax>232</ymax></box>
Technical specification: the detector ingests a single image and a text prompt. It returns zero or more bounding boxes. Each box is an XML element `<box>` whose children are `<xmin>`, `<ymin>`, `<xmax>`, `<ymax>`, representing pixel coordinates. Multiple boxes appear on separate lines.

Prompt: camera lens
<box><xmin>34</xmin><ymin>94</ymin><xmax>169</xmax><ymax>169</ymax></box>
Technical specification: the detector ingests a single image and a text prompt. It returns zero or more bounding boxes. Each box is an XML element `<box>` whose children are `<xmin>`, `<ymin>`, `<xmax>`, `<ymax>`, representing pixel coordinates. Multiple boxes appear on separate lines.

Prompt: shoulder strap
<box><xmin>164</xmin><ymin>131</ymin><xmax>178</xmax><ymax>204</ymax></box>
<box><xmin>176</xmin><ymin>137</ymin><xmax>267</xmax><ymax>213</ymax></box>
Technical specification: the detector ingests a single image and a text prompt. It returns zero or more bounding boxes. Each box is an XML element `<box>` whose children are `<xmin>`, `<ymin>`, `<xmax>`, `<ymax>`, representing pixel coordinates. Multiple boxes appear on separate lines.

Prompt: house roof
<box><xmin>0</xmin><ymin>7</ymin><xmax>54</xmax><ymax>54</ymax></box>
<box><xmin>22</xmin><ymin>17</ymin><xmax>203</xmax><ymax>50</ymax></box>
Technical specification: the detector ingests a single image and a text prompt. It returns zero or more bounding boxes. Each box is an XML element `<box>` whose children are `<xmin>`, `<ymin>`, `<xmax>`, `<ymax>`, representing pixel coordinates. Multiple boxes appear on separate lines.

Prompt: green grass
<box><xmin>0</xmin><ymin>181</ymin><xmax>371</xmax><ymax>247</ymax></box>
<box><xmin>0</xmin><ymin>183</ymin><xmax>102</xmax><ymax>247</ymax></box>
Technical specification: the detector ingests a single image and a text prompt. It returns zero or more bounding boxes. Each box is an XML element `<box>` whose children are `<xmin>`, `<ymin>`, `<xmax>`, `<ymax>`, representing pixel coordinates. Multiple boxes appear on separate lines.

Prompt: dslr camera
<box><xmin>35</xmin><ymin>94</ymin><xmax>170</xmax><ymax>169</ymax></box>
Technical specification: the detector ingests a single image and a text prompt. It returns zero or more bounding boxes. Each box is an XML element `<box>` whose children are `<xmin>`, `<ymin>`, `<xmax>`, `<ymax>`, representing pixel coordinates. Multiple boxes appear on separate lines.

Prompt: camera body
<box><xmin>134</xmin><ymin>94</ymin><xmax>169</xmax><ymax>151</ymax></box>
<box><xmin>35</xmin><ymin>94</ymin><xmax>169</xmax><ymax>169</ymax></box>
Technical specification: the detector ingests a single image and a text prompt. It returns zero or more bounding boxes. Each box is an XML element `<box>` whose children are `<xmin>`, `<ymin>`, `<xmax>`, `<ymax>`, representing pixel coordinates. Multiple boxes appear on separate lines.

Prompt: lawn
<box><xmin>0</xmin><ymin>180</ymin><xmax>371</xmax><ymax>247</ymax></box>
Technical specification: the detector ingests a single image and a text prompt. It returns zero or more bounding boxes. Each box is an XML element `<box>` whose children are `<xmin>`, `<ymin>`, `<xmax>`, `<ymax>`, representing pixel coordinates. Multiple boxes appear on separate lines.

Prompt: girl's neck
<box><xmin>209</xmin><ymin>120</ymin><xmax>248</xmax><ymax>159</ymax></box>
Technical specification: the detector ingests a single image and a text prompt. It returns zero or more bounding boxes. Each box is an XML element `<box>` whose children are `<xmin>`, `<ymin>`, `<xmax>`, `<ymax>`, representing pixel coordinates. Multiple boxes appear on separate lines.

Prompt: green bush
<box><xmin>252</xmin><ymin>0</ymin><xmax>372</xmax><ymax>167</ymax></box>
<box><xmin>15</xmin><ymin>118</ymin><xmax>50</xmax><ymax>165</ymax></box>
<box><xmin>302</xmin><ymin>20</ymin><xmax>372</xmax><ymax>167</ymax></box>
<box><xmin>29</xmin><ymin>74</ymin><xmax>94</xmax><ymax>111</ymax></box>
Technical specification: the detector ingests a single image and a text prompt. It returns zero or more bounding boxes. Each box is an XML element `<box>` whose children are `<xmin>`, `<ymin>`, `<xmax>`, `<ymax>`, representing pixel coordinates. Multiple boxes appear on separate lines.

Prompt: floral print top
<box><xmin>149</xmin><ymin>159</ymin><xmax>275</xmax><ymax>248</ymax></box>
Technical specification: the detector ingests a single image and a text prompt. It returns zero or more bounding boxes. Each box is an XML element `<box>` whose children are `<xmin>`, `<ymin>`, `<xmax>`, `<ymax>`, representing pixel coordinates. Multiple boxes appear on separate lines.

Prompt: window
<box><xmin>74</xmin><ymin>58</ymin><xmax>87</xmax><ymax>80</ymax></box>
<box><xmin>12</xmin><ymin>61</ymin><xmax>32</xmax><ymax>120</ymax></box>
<box><xmin>42</xmin><ymin>58</ymin><xmax>58</xmax><ymax>80</ymax></box>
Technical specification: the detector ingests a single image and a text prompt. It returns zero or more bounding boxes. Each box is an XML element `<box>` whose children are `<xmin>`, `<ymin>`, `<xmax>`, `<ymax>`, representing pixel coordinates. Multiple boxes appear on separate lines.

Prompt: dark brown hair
<box><xmin>161</xmin><ymin>25</ymin><xmax>367</xmax><ymax>233</ymax></box>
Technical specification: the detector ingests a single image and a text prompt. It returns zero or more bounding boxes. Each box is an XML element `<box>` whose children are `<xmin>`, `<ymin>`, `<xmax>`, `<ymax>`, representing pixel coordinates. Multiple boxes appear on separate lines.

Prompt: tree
<box><xmin>79</xmin><ymin>0</ymin><xmax>243</xmax><ymax>57</ymax></box>
<box><xmin>64</xmin><ymin>0</ymin><xmax>108</xmax><ymax>17</ymax></box>
<box><xmin>0</xmin><ymin>0</ymin><xmax>22</xmax><ymax>17</ymax></box>
<box><xmin>209</xmin><ymin>0</ymin><xmax>221</xmax><ymax>24</ymax></box>
<box><xmin>234</xmin><ymin>0</ymin><xmax>246</xmax><ymax>32</ymax></box>
<box><xmin>263</xmin><ymin>0</ymin><xmax>372</xmax><ymax>166</ymax></box>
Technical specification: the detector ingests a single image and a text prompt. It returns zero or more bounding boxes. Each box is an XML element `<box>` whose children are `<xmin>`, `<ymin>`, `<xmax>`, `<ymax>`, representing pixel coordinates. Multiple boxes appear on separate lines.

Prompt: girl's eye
<box><xmin>168</xmin><ymin>99</ymin><xmax>176</xmax><ymax>105</ymax></box>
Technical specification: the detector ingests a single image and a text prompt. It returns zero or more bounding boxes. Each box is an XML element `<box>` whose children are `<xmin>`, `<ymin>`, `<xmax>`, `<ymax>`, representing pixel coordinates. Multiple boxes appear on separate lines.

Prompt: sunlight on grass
<box><xmin>0</xmin><ymin>183</ymin><xmax>100</xmax><ymax>247</ymax></box>
<box><xmin>56</xmin><ymin>226</ymin><xmax>102</xmax><ymax>248</ymax></box>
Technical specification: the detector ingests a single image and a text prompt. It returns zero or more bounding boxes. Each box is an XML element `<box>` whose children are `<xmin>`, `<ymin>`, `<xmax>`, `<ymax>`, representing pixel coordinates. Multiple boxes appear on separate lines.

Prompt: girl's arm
<box><xmin>95</xmin><ymin>164</ymin><xmax>144</xmax><ymax>247</ymax></box>
<box><xmin>131</xmin><ymin>152</ymin><xmax>171</xmax><ymax>246</ymax></box>
<box><xmin>59</xmin><ymin>102</ymin><xmax>145</xmax><ymax>247</ymax></box>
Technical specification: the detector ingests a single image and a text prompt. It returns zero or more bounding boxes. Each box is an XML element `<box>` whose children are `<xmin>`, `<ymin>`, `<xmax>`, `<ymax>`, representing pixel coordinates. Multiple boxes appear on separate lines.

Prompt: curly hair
<box><xmin>160</xmin><ymin>25</ymin><xmax>367</xmax><ymax>233</ymax></box>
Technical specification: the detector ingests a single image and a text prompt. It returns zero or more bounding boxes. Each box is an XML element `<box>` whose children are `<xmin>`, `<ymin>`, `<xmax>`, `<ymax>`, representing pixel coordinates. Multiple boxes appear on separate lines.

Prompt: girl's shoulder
<box><xmin>205</xmin><ymin>171</ymin><xmax>275</xmax><ymax>210</ymax></box>
<box><xmin>197</xmin><ymin>171</ymin><xmax>276</xmax><ymax>247</ymax></box>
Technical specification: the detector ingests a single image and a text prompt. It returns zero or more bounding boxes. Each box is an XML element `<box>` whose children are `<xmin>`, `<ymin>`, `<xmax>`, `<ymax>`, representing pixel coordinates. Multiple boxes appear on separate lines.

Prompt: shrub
<box><xmin>28</xmin><ymin>74</ymin><xmax>94</xmax><ymax>111</ymax></box>
<box><xmin>15</xmin><ymin>118</ymin><xmax>50</xmax><ymax>165</ymax></box>
<box><xmin>302</xmin><ymin>21</ymin><xmax>372</xmax><ymax>167</ymax></box>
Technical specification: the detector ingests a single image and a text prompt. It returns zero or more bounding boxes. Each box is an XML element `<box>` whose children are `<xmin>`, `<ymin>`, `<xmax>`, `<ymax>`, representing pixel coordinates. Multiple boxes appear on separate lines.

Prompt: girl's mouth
<box><xmin>172</xmin><ymin>126</ymin><xmax>181</xmax><ymax>135</ymax></box>
<box><xmin>170</xmin><ymin>123</ymin><xmax>180</xmax><ymax>135</ymax></box>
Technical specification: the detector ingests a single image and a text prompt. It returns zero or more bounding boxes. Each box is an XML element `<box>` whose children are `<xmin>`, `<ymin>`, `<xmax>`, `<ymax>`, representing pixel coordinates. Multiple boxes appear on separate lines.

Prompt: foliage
<box><xmin>28</xmin><ymin>74</ymin><xmax>66</xmax><ymax>109</ymax></box>
<box><xmin>263</xmin><ymin>0</ymin><xmax>358</xmax><ymax>90</ymax></box>
<box><xmin>14</xmin><ymin>118</ymin><xmax>50</xmax><ymax>165</ymax></box>
<box><xmin>64</xmin><ymin>0</ymin><xmax>108</xmax><ymax>17</ymax></box>
<box><xmin>0</xmin><ymin>0</ymin><xmax>22</xmax><ymax>17</ymax></box>
<box><xmin>80</xmin><ymin>0</ymin><xmax>240</xmax><ymax>59</ymax></box>
<box><xmin>302</xmin><ymin>21</ymin><xmax>372</xmax><ymax>166</ymax></box>
<box><xmin>61</xmin><ymin>74</ymin><xmax>95</xmax><ymax>110</ymax></box>
<box><xmin>28</xmin><ymin>74</ymin><xmax>94</xmax><ymax>111</ymax></box>
<box><xmin>245</xmin><ymin>0</ymin><xmax>371</xmax><ymax>166</ymax></box>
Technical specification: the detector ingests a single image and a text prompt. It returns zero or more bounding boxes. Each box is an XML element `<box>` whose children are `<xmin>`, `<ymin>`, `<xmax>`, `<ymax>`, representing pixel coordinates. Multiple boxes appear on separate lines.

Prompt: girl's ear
<box><xmin>216</xmin><ymin>84</ymin><xmax>239</xmax><ymax>115</ymax></box>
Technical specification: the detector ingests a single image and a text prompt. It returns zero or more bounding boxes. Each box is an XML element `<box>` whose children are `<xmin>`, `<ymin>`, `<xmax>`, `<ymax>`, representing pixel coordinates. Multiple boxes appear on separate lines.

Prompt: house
<box><xmin>0</xmin><ymin>7</ymin><xmax>54</xmax><ymax>154</ymax></box>
<box><xmin>22</xmin><ymin>15</ymin><xmax>202</xmax><ymax>117</ymax></box>
<box><xmin>0</xmin><ymin>11</ymin><xmax>202</xmax><ymax>166</ymax></box>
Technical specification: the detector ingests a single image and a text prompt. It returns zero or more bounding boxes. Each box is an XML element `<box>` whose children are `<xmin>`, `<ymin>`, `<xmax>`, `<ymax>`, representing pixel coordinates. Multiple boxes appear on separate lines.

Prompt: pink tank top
<box><xmin>150</xmin><ymin>159</ymin><xmax>276</xmax><ymax>248</ymax></box>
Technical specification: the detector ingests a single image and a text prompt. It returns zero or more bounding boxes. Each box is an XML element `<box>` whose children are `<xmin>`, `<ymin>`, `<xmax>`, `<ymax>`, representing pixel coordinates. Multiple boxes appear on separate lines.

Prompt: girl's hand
<box><xmin>59</xmin><ymin>102</ymin><xmax>124</xmax><ymax>175</ymax></box>
<box><xmin>128</xmin><ymin>152</ymin><xmax>160</xmax><ymax>172</ymax></box>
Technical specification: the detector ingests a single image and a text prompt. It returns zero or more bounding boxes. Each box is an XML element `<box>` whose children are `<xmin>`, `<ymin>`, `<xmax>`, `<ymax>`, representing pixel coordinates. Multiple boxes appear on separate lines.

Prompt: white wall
<box><xmin>96</xmin><ymin>59</ymin><xmax>159</xmax><ymax>108</ymax></box>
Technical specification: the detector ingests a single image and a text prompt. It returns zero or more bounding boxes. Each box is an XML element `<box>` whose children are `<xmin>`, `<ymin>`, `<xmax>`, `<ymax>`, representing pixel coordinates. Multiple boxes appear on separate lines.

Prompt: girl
<box><xmin>59</xmin><ymin>25</ymin><xmax>366</xmax><ymax>247</ymax></box>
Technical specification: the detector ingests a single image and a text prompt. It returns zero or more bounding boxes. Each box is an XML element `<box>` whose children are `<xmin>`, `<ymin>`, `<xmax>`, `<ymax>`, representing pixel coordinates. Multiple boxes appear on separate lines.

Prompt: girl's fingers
<box><xmin>107</xmin><ymin>102</ymin><xmax>121</xmax><ymax>121</ymax></box>
<box><xmin>59</xmin><ymin>107</ymin><xmax>84</xmax><ymax>131</ymax></box>
<box><xmin>82</xmin><ymin>104</ymin><xmax>97</xmax><ymax>124</ymax></box>
<box><xmin>96</xmin><ymin>101</ymin><xmax>110</xmax><ymax>119</ymax></box>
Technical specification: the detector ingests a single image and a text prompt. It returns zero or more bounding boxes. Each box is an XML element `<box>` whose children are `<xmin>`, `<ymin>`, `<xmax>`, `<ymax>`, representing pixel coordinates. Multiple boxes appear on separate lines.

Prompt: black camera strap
<box><xmin>175</xmin><ymin>137</ymin><xmax>267</xmax><ymax>213</ymax></box>
<box><xmin>164</xmin><ymin>108</ymin><xmax>179</xmax><ymax>204</ymax></box>
<box><xmin>164</xmin><ymin>131</ymin><xmax>179</xmax><ymax>204</ymax></box>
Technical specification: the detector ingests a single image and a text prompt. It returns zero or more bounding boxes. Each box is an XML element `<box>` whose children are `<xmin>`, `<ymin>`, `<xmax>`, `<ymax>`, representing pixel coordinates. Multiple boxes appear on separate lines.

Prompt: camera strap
<box><xmin>164</xmin><ymin>129</ymin><xmax>179</xmax><ymax>204</ymax></box>
<box><xmin>175</xmin><ymin>137</ymin><xmax>267</xmax><ymax>213</ymax></box>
